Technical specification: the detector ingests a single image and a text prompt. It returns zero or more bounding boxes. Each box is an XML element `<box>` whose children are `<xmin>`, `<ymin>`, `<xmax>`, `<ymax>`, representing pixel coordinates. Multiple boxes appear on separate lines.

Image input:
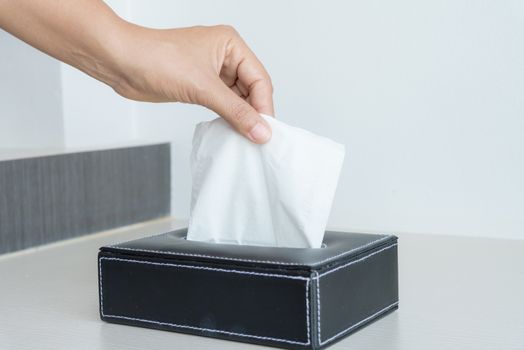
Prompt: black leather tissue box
<box><xmin>98</xmin><ymin>229</ymin><xmax>398</xmax><ymax>349</ymax></box>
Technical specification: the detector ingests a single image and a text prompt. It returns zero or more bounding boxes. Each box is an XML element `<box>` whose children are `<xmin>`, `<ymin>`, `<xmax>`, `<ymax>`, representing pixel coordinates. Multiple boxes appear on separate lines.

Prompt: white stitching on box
<box><xmin>99</xmin><ymin>257</ymin><xmax>311</xmax><ymax>346</ymax></box>
<box><xmin>103</xmin><ymin>314</ymin><xmax>310</xmax><ymax>346</ymax></box>
<box><xmin>314</xmin><ymin>243</ymin><xmax>398</xmax><ymax>279</ymax></box>
<box><xmin>98</xmin><ymin>258</ymin><xmax>104</xmax><ymax>317</ymax></box>
<box><xmin>319</xmin><ymin>301</ymin><xmax>399</xmax><ymax>346</ymax></box>
<box><xmin>313</xmin><ymin>270</ymin><xmax>321</xmax><ymax>344</ymax></box>
<box><xmin>305</xmin><ymin>280</ymin><xmax>311</xmax><ymax>345</ymax></box>
<box><xmin>313</xmin><ymin>243</ymin><xmax>398</xmax><ymax>346</ymax></box>
<box><xmin>100</xmin><ymin>257</ymin><xmax>309</xmax><ymax>281</ymax></box>
<box><xmin>108</xmin><ymin>234</ymin><xmax>394</xmax><ymax>267</ymax></box>
<box><xmin>99</xmin><ymin>242</ymin><xmax>398</xmax><ymax>347</ymax></box>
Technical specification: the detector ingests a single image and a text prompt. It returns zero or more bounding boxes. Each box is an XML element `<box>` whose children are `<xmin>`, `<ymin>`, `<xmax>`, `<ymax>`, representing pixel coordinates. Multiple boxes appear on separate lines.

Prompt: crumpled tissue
<box><xmin>187</xmin><ymin>114</ymin><xmax>345</xmax><ymax>248</ymax></box>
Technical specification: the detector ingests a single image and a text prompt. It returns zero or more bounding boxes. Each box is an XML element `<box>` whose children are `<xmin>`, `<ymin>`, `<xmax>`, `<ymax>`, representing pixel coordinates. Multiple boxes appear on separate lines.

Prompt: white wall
<box><xmin>0</xmin><ymin>31</ymin><xmax>64</xmax><ymax>148</ymax></box>
<box><xmin>61</xmin><ymin>0</ymin><xmax>137</xmax><ymax>148</ymax></box>
<box><xmin>0</xmin><ymin>0</ymin><xmax>136</xmax><ymax>149</ymax></box>
<box><xmin>129</xmin><ymin>0</ymin><xmax>524</xmax><ymax>239</ymax></box>
<box><xmin>1</xmin><ymin>1</ymin><xmax>523</xmax><ymax>239</ymax></box>
<box><xmin>60</xmin><ymin>64</ymin><xmax>137</xmax><ymax>148</ymax></box>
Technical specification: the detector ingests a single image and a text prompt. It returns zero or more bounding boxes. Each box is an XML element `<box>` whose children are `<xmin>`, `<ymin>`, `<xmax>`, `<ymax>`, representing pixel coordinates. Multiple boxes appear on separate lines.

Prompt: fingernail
<box><xmin>248</xmin><ymin>122</ymin><xmax>271</xmax><ymax>143</ymax></box>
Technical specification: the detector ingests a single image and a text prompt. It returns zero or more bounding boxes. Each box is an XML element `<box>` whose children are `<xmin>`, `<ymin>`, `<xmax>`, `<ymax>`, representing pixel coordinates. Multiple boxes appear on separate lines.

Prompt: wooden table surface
<box><xmin>1</xmin><ymin>217</ymin><xmax>523</xmax><ymax>350</ymax></box>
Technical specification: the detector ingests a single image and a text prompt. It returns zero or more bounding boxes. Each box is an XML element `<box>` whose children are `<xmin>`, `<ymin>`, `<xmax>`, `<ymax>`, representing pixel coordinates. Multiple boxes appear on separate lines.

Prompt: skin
<box><xmin>0</xmin><ymin>0</ymin><xmax>273</xmax><ymax>143</ymax></box>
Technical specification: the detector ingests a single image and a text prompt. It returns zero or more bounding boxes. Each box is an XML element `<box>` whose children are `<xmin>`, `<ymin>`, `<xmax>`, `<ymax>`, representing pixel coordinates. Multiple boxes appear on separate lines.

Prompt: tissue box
<box><xmin>98</xmin><ymin>229</ymin><xmax>398</xmax><ymax>349</ymax></box>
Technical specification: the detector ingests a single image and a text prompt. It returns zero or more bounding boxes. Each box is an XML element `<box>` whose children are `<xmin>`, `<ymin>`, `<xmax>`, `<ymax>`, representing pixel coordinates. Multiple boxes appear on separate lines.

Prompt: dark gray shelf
<box><xmin>0</xmin><ymin>143</ymin><xmax>171</xmax><ymax>254</ymax></box>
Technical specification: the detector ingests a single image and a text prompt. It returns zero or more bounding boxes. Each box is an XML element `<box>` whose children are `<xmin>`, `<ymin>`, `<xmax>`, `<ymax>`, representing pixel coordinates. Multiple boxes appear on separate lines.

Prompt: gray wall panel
<box><xmin>0</xmin><ymin>144</ymin><xmax>171</xmax><ymax>254</ymax></box>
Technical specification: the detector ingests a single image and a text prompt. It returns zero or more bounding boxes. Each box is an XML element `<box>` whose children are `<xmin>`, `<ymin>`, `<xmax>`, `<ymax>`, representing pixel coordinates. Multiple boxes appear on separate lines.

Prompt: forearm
<box><xmin>0</xmin><ymin>0</ymin><xmax>127</xmax><ymax>87</ymax></box>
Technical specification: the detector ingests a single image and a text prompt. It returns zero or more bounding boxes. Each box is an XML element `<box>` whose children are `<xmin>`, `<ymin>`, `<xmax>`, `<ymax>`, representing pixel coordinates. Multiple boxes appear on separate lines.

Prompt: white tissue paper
<box><xmin>187</xmin><ymin>115</ymin><xmax>345</xmax><ymax>248</ymax></box>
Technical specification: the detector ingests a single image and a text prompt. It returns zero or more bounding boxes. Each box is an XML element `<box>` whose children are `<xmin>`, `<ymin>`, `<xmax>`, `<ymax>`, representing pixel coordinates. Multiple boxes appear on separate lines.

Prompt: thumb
<box><xmin>203</xmin><ymin>79</ymin><xmax>272</xmax><ymax>144</ymax></box>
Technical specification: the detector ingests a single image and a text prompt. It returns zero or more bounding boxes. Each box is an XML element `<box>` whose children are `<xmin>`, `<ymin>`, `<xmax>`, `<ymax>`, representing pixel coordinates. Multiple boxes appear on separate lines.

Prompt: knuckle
<box><xmin>267</xmin><ymin>77</ymin><xmax>274</xmax><ymax>94</ymax></box>
<box><xmin>255</xmin><ymin>76</ymin><xmax>274</xmax><ymax>94</ymax></box>
<box><xmin>215</xmin><ymin>24</ymin><xmax>238</xmax><ymax>37</ymax></box>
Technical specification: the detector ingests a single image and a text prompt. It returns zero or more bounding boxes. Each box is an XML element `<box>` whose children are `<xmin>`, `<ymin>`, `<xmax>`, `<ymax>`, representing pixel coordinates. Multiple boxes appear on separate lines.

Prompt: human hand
<box><xmin>112</xmin><ymin>25</ymin><xmax>274</xmax><ymax>143</ymax></box>
<box><xmin>0</xmin><ymin>0</ymin><xmax>272</xmax><ymax>142</ymax></box>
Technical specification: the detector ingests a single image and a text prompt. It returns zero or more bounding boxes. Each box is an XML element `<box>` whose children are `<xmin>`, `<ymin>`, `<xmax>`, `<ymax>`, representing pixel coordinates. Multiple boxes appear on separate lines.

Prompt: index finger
<box><xmin>236</xmin><ymin>47</ymin><xmax>275</xmax><ymax>117</ymax></box>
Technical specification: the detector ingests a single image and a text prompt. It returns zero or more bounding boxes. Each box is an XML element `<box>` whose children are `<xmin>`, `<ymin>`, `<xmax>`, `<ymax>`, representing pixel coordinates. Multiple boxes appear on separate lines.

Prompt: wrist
<box><xmin>66</xmin><ymin>9</ymin><xmax>138</xmax><ymax>94</ymax></box>
<box><xmin>86</xmin><ymin>17</ymin><xmax>136</xmax><ymax>90</ymax></box>
<box><xmin>99</xmin><ymin>20</ymin><xmax>158</xmax><ymax>100</ymax></box>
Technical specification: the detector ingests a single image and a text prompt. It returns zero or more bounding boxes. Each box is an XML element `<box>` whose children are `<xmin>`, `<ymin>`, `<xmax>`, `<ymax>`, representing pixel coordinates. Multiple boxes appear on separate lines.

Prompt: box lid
<box><xmin>101</xmin><ymin>228</ymin><xmax>396</xmax><ymax>270</ymax></box>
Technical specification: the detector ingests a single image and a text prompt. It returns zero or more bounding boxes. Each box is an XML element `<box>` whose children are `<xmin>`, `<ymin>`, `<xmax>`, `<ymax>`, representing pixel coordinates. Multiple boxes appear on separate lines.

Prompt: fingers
<box><xmin>235</xmin><ymin>51</ymin><xmax>274</xmax><ymax>117</ymax></box>
<box><xmin>245</xmin><ymin>78</ymin><xmax>274</xmax><ymax>117</ymax></box>
<box><xmin>181</xmin><ymin>25</ymin><xmax>274</xmax><ymax>143</ymax></box>
<box><xmin>219</xmin><ymin>31</ymin><xmax>275</xmax><ymax>117</ymax></box>
<box><xmin>204</xmin><ymin>78</ymin><xmax>272</xmax><ymax>144</ymax></box>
